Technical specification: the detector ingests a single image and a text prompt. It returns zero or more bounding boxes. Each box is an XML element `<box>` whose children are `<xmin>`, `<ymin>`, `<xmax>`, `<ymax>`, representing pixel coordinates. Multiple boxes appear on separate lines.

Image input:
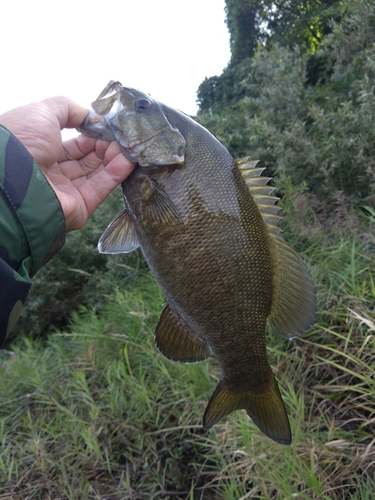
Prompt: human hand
<box><xmin>0</xmin><ymin>97</ymin><xmax>136</xmax><ymax>232</ymax></box>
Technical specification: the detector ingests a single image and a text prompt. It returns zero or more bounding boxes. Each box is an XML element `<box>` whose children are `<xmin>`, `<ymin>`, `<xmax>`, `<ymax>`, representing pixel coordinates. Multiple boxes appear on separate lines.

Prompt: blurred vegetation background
<box><xmin>1</xmin><ymin>0</ymin><xmax>375</xmax><ymax>498</ymax></box>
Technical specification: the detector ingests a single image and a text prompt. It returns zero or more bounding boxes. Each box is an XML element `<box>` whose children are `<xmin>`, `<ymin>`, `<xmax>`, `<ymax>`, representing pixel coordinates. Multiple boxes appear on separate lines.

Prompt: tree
<box><xmin>197</xmin><ymin>0</ymin><xmax>343</xmax><ymax>113</ymax></box>
<box><xmin>197</xmin><ymin>0</ymin><xmax>375</xmax><ymax>206</ymax></box>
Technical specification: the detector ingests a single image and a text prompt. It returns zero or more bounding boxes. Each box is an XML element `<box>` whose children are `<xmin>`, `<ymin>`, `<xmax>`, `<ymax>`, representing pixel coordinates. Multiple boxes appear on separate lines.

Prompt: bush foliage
<box><xmin>197</xmin><ymin>0</ymin><xmax>375</xmax><ymax>206</ymax></box>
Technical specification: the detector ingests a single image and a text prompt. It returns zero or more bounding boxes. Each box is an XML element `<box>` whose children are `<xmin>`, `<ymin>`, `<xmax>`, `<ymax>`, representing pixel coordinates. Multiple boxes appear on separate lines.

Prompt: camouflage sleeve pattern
<box><xmin>0</xmin><ymin>125</ymin><xmax>66</xmax><ymax>345</ymax></box>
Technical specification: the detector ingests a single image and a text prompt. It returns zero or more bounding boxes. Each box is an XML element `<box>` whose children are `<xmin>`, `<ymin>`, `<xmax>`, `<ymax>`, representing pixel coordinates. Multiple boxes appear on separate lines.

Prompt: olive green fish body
<box><xmin>78</xmin><ymin>82</ymin><xmax>316</xmax><ymax>445</ymax></box>
<box><xmin>123</xmin><ymin>114</ymin><xmax>273</xmax><ymax>378</ymax></box>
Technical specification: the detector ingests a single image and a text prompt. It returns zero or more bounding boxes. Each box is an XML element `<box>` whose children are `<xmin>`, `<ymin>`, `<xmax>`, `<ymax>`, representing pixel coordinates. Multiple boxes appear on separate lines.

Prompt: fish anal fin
<box><xmin>203</xmin><ymin>375</ymin><xmax>291</xmax><ymax>445</ymax></box>
<box><xmin>268</xmin><ymin>235</ymin><xmax>316</xmax><ymax>339</ymax></box>
<box><xmin>155</xmin><ymin>303</ymin><xmax>211</xmax><ymax>363</ymax></box>
<box><xmin>98</xmin><ymin>208</ymin><xmax>140</xmax><ymax>254</ymax></box>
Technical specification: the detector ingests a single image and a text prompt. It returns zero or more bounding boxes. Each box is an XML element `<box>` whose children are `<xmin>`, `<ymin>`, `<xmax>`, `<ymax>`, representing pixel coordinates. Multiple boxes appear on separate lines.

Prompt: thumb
<box><xmin>41</xmin><ymin>96</ymin><xmax>89</xmax><ymax>130</ymax></box>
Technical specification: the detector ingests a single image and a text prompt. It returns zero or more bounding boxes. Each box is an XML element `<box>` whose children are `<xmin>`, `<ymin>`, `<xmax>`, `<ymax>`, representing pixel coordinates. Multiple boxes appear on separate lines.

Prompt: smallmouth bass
<box><xmin>78</xmin><ymin>81</ymin><xmax>316</xmax><ymax>445</ymax></box>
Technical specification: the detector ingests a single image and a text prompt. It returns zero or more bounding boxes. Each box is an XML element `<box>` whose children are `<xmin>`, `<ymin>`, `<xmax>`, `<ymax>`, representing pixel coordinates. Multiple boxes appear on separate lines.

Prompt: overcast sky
<box><xmin>1</xmin><ymin>1</ymin><xmax>231</xmax><ymax>121</ymax></box>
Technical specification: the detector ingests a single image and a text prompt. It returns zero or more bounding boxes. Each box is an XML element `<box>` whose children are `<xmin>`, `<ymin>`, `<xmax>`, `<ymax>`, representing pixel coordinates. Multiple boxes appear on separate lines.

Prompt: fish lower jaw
<box><xmin>122</xmin><ymin>132</ymin><xmax>160</xmax><ymax>150</ymax></box>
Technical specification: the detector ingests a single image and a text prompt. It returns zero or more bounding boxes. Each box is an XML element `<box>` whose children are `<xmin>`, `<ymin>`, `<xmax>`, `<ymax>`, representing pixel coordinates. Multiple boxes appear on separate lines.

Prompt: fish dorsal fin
<box><xmin>155</xmin><ymin>303</ymin><xmax>212</xmax><ymax>363</ymax></box>
<box><xmin>268</xmin><ymin>235</ymin><xmax>316</xmax><ymax>339</ymax></box>
<box><xmin>236</xmin><ymin>157</ymin><xmax>282</xmax><ymax>236</ymax></box>
<box><xmin>98</xmin><ymin>208</ymin><xmax>140</xmax><ymax>254</ymax></box>
<box><xmin>237</xmin><ymin>156</ymin><xmax>316</xmax><ymax>337</ymax></box>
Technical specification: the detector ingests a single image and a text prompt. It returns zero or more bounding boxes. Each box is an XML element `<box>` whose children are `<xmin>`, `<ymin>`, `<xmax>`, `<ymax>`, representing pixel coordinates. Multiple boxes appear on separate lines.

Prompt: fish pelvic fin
<box><xmin>155</xmin><ymin>303</ymin><xmax>212</xmax><ymax>362</ymax></box>
<box><xmin>268</xmin><ymin>235</ymin><xmax>316</xmax><ymax>339</ymax></box>
<box><xmin>203</xmin><ymin>375</ymin><xmax>292</xmax><ymax>445</ymax></box>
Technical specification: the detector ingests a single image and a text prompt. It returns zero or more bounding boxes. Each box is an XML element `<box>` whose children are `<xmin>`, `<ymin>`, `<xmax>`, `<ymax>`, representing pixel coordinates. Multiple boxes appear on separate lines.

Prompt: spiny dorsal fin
<box><xmin>236</xmin><ymin>157</ymin><xmax>282</xmax><ymax>236</ymax></box>
<box><xmin>236</xmin><ymin>157</ymin><xmax>261</xmax><ymax>173</ymax></box>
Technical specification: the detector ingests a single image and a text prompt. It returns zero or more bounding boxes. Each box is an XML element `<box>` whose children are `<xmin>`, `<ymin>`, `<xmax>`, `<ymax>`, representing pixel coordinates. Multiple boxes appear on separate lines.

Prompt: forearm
<box><xmin>0</xmin><ymin>125</ymin><xmax>66</xmax><ymax>344</ymax></box>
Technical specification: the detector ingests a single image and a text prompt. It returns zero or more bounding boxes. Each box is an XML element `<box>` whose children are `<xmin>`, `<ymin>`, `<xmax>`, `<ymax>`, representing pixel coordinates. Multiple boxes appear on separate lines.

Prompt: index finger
<box><xmin>59</xmin><ymin>135</ymin><xmax>99</xmax><ymax>163</ymax></box>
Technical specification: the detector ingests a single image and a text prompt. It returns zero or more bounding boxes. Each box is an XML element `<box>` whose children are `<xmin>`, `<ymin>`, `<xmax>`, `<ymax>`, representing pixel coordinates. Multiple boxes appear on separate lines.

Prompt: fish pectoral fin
<box><xmin>155</xmin><ymin>303</ymin><xmax>211</xmax><ymax>363</ymax></box>
<box><xmin>203</xmin><ymin>376</ymin><xmax>292</xmax><ymax>445</ymax></box>
<box><xmin>268</xmin><ymin>235</ymin><xmax>316</xmax><ymax>339</ymax></box>
<box><xmin>145</xmin><ymin>182</ymin><xmax>184</xmax><ymax>228</ymax></box>
<box><xmin>98</xmin><ymin>208</ymin><xmax>140</xmax><ymax>254</ymax></box>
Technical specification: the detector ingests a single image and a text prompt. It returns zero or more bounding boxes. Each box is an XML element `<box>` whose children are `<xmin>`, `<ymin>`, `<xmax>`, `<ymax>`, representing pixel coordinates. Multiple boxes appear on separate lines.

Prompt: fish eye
<box><xmin>135</xmin><ymin>98</ymin><xmax>152</xmax><ymax>112</ymax></box>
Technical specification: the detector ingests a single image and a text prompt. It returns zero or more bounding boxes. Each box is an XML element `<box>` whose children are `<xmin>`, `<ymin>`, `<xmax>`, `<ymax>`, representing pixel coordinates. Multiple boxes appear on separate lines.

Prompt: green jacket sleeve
<box><xmin>0</xmin><ymin>125</ymin><xmax>66</xmax><ymax>345</ymax></box>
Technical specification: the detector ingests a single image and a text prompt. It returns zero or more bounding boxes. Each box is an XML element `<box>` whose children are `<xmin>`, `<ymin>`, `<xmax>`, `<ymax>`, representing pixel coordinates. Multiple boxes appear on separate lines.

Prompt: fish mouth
<box><xmin>77</xmin><ymin>111</ymin><xmax>116</xmax><ymax>141</ymax></box>
<box><xmin>96</xmin><ymin>80</ymin><xmax>123</xmax><ymax>101</ymax></box>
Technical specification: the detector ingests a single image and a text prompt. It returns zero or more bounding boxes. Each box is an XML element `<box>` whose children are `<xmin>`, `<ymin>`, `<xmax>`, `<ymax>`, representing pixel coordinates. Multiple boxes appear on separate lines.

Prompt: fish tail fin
<box><xmin>203</xmin><ymin>375</ymin><xmax>291</xmax><ymax>445</ymax></box>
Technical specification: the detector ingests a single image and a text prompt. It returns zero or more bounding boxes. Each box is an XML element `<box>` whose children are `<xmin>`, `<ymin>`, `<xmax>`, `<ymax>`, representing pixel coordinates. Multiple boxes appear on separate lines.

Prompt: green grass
<box><xmin>0</xmin><ymin>213</ymin><xmax>375</xmax><ymax>498</ymax></box>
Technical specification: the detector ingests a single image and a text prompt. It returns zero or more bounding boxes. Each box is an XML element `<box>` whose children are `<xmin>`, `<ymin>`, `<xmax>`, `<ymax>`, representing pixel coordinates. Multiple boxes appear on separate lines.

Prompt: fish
<box><xmin>78</xmin><ymin>81</ymin><xmax>316</xmax><ymax>445</ymax></box>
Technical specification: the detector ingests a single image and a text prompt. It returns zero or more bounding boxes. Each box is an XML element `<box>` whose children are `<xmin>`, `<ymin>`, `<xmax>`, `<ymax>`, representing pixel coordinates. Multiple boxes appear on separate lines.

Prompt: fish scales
<box><xmin>78</xmin><ymin>81</ymin><xmax>316</xmax><ymax>445</ymax></box>
<box><xmin>125</xmin><ymin>121</ymin><xmax>273</xmax><ymax>384</ymax></box>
